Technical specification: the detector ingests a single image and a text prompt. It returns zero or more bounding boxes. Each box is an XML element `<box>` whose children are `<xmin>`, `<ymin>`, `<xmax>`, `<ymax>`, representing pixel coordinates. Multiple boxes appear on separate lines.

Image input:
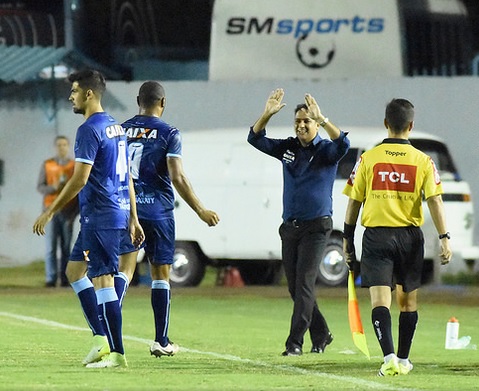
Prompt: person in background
<box><xmin>37</xmin><ymin>135</ymin><xmax>78</xmax><ymax>287</ymax></box>
<box><xmin>248</xmin><ymin>88</ymin><xmax>350</xmax><ymax>356</ymax></box>
<box><xmin>33</xmin><ymin>69</ymin><xmax>144</xmax><ymax>368</ymax></box>
<box><xmin>120</xmin><ymin>81</ymin><xmax>219</xmax><ymax>358</ymax></box>
<box><xmin>342</xmin><ymin>98</ymin><xmax>452</xmax><ymax>376</ymax></box>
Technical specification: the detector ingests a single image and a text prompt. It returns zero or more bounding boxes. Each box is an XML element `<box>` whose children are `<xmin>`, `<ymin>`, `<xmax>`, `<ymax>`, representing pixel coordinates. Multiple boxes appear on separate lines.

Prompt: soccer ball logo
<box><xmin>295</xmin><ymin>33</ymin><xmax>335</xmax><ymax>69</ymax></box>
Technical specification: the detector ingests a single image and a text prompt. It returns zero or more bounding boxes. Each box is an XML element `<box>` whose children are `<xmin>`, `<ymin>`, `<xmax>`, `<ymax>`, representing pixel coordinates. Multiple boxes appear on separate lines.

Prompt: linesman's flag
<box><xmin>348</xmin><ymin>270</ymin><xmax>370</xmax><ymax>359</ymax></box>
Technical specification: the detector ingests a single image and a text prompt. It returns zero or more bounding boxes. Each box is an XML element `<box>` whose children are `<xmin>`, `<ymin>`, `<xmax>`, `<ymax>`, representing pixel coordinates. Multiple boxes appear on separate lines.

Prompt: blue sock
<box><xmin>151</xmin><ymin>280</ymin><xmax>171</xmax><ymax>346</ymax></box>
<box><xmin>96</xmin><ymin>287</ymin><xmax>124</xmax><ymax>354</ymax></box>
<box><xmin>114</xmin><ymin>272</ymin><xmax>129</xmax><ymax>307</ymax></box>
<box><xmin>71</xmin><ymin>277</ymin><xmax>104</xmax><ymax>336</ymax></box>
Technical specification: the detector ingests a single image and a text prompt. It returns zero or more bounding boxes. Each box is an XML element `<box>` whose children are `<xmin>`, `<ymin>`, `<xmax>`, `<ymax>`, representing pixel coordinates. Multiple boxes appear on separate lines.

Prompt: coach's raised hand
<box><xmin>304</xmin><ymin>93</ymin><xmax>324</xmax><ymax>122</ymax></box>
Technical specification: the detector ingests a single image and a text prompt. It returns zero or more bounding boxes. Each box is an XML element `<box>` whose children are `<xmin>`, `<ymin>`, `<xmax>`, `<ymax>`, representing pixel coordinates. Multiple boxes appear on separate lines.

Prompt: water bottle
<box><xmin>445</xmin><ymin>317</ymin><xmax>459</xmax><ymax>349</ymax></box>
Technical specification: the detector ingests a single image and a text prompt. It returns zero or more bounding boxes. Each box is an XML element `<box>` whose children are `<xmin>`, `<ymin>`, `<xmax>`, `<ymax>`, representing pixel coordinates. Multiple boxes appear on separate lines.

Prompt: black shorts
<box><xmin>360</xmin><ymin>226</ymin><xmax>424</xmax><ymax>292</ymax></box>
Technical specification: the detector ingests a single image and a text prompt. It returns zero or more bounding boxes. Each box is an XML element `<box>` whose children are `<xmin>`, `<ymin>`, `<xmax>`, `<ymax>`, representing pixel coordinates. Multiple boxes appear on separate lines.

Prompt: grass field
<box><xmin>1</xmin><ymin>262</ymin><xmax>478</xmax><ymax>390</ymax></box>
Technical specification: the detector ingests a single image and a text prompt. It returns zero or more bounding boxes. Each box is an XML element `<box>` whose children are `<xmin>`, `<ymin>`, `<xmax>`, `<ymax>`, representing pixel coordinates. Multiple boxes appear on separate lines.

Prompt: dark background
<box><xmin>1</xmin><ymin>0</ymin><xmax>479</xmax><ymax>80</ymax></box>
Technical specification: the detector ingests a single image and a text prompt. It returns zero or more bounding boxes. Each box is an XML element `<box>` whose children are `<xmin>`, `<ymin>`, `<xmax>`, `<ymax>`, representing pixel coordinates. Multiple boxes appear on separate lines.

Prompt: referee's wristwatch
<box><xmin>438</xmin><ymin>232</ymin><xmax>451</xmax><ymax>240</ymax></box>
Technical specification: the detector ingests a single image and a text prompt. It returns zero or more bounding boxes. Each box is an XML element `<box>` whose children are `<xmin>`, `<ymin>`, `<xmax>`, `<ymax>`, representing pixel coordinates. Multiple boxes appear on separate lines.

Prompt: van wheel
<box><xmin>171</xmin><ymin>242</ymin><xmax>206</xmax><ymax>287</ymax></box>
<box><xmin>238</xmin><ymin>262</ymin><xmax>283</xmax><ymax>285</ymax></box>
<box><xmin>316</xmin><ymin>236</ymin><xmax>349</xmax><ymax>287</ymax></box>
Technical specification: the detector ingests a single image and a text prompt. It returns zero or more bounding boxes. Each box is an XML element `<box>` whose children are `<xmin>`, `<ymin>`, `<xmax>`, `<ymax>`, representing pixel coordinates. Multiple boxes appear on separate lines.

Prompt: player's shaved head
<box><xmin>138</xmin><ymin>81</ymin><xmax>165</xmax><ymax>109</ymax></box>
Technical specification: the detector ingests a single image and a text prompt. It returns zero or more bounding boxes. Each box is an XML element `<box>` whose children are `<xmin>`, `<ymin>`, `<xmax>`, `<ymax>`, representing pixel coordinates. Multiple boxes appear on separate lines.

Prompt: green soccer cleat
<box><xmin>85</xmin><ymin>352</ymin><xmax>128</xmax><ymax>368</ymax></box>
<box><xmin>82</xmin><ymin>335</ymin><xmax>110</xmax><ymax>365</ymax></box>
<box><xmin>378</xmin><ymin>355</ymin><xmax>399</xmax><ymax>377</ymax></box>
<box><xmin>398</xmin><ymin>360</ymin><xmax>414</xmax><ymax>375</ymax></box>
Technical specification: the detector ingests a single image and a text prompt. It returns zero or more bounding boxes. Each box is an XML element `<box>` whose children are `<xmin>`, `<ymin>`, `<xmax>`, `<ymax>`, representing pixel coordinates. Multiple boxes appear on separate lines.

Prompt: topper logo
<box><xmin>372</xmin><ymin>163</ymin><xmax>416</xmax><ymax>192</ymax></box>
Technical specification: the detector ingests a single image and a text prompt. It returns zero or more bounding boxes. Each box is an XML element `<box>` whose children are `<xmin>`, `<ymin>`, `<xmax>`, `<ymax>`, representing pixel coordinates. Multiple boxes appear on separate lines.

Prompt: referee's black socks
<box><xmin>372</xmin><ymin>306</ymin><xmax>395</xmax><ymax>357</ymax></box>
<box><xmin>397</xmin><ymin>311</ymin><xmax>418</xmax><ymax>359</ymax></box>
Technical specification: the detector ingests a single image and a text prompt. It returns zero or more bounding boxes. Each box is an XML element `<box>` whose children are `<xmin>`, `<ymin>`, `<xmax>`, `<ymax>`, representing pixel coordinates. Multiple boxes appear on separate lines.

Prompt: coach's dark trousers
<box><xmin>279</xmin><ymin>216</ymin><xmax>332</xmax><ymax>350</ymax></box>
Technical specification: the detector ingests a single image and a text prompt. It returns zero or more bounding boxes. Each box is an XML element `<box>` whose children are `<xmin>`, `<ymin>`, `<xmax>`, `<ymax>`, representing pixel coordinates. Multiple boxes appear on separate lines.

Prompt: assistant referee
<box><xmin>342</xmin><ymin>98</ymin><xmax>452</xmax><ymax>377</ymax></box>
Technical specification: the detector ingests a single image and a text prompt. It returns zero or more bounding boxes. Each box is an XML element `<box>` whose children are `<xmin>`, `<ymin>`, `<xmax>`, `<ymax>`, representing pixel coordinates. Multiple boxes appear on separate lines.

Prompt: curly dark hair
<box><xmin>67</xmin><ymin>69</ymin><xmax>106</xmax><ymax>96</ymax></box>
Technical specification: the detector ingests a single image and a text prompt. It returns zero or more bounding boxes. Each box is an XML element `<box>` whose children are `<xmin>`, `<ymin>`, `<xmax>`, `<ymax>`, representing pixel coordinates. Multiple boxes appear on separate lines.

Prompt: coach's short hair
<box><xmin>294</xmin><ymin>103</ymin><xmax>307</xmax><ymax>115</ymax></box>
<box><xmin>385</xmin><ymin>98</ymin><xmax>414</xmax><ymax>132</ymax></box>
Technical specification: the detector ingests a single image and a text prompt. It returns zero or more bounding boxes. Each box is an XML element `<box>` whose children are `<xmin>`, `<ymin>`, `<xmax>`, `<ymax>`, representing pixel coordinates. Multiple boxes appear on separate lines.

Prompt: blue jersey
<box><xmin>123</xmin><ymin>115</ymin><xmax>182</xmax><ymax>220</ymax></box>
<box><xmin>74</xmin><ymin>112</ymin><xmax>130</xmax><ymax>230</ymax></box>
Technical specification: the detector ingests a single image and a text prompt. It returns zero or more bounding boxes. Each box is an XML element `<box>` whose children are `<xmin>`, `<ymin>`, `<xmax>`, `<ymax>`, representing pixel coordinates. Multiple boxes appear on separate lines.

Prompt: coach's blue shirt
<box><xmin>74</xmin><ymin>112</ymin><xmax>130</xmax><ymax>230</ymax></box>
<box><xmin>123</xmin><ymin>115</ymin><xmax>182</xmax><ymax>221</ymax></box>
<box><xmin>248</xmin><ymin>128</ymin><xmax>350</xmax><ymax>221</ymax></box>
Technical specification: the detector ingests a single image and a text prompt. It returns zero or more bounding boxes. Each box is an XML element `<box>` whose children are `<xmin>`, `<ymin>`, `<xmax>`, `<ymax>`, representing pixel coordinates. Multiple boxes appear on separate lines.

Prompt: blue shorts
<box><xmin>141</xmin><ymin>218</ymin><xmax>175</xmax><ymax>265</ymax></box>
<box><xmin>119</xmin><ymin>229</ymin><xmax>145</xmax><ymax>255</ymax></box>
<box><xmin>70</xmin><ymin>229</ymin><xmax>125</xmax><ymax>278</ymax></box>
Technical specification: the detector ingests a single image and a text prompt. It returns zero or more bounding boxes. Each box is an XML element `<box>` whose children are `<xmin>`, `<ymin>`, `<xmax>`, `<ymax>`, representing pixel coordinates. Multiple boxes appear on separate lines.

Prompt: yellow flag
<box><xmin>348</xmin><ymin>270</ymin><xmax>370</xmax><ymax>359</ymax></box>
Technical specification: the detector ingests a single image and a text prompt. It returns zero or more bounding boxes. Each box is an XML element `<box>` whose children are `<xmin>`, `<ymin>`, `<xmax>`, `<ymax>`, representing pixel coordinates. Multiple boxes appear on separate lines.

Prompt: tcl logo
<box><xmin>378</xmin><ymin>171</ymin><xmax>409</xmax><ymax>183</ymax></box>
<box><xmin>372</xmin><ymin>163</ymin><xmax>416</xmax><ymax>192</ymax></box>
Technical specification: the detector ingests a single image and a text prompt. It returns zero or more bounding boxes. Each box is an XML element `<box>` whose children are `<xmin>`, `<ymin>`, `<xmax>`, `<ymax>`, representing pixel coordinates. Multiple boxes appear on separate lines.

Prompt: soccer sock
<box><xmin>372</xmin><ymin>306</ymin><xmax>395</xmax><ymax>357</ymax></box>
<box><xmin>96</xmin><ymin>287</ymin><xmax>124</xmax><ymax>355</ymax></box>
<box><xmin>151</xmin><ymin>280</ymin><xmax>171</xmax><ymax>347</ymax></box>
<box><xmin>114</xmin><ymin>272</ymin><xmax>130</xmax><ymax>307</ymax></box>
<box><xmin>397</xmin><ymin>311</ymin><xmax>418</xmax><ymax>359</ymax></box>
<box><xmin>71</xmin><ymin>276</ymin><xmax>105</xmax><ymax>336</ymax></box>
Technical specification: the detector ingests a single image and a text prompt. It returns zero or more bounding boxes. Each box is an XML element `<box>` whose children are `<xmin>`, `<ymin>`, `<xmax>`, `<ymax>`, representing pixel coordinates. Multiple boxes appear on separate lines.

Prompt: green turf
<box><xmin>0</xmin><ymin>263</ymin><xmax>478</xmax><ymax>390</ymax></box>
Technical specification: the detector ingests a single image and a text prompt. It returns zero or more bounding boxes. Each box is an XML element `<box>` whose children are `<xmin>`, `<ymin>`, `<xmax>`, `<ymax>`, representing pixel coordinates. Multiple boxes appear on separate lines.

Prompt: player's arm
<box><xmin>33</xmin><ymin>162</ymin><xmax>91</xmax><ymax>235</ymax></box>
<box><xmin>426</xmin><ymin>194</ymin><xmax>452</xmax><ymax>265</ymax></box>
<box><xmin>128</xmin><ymin>174</ymin><xmax>144</xmax><ymax>247</ymax></box>
<box><xmin>344</xmin><ymin>198</ymin><xmax>362</xmax><ymax>227</ymax></box>
<box><xmin>167</xmin><ymin>156</ymin><xmax>219</xmax><ymax>227</ymax></box>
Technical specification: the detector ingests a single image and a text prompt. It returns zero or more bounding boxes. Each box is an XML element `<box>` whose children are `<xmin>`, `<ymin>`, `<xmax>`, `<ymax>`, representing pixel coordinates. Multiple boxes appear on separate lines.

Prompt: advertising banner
<box><xmin>210</xmin><ymin>0</ymin><xmax>402</xmax><ymax>80</ymax></box>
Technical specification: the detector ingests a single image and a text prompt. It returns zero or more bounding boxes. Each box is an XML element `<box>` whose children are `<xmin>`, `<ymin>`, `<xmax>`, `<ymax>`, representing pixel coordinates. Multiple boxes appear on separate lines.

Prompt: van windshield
<box><xmin>336</xmin><ymin>139</ymin><xmax>460</xmax><ymax>181</ymax></box>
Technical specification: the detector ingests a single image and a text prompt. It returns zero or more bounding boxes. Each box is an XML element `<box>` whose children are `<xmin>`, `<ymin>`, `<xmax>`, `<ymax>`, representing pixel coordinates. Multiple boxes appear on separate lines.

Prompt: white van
<box><xmin>169</xmin><ymin>126</ymin><xmax>478</xmax><ymax>287</ymax></box>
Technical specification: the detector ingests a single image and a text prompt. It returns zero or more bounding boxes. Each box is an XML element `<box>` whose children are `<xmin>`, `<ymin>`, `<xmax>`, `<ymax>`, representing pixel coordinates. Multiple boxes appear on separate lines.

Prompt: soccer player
<box><xmin>33</xmin><ymin>69</ymin><xmax>144</xmax><ymax>368</ymax></box>
<box><xmin>120</xmin><ymin>81</ymin><xmax>219</xmax><ymax>357</ymax></box>
<box><xmin>248</xmin><ymin>88</ymin><xmax>350</xmax><ymax>356</ymax></box>
<box><xmin>342</xmin><ymin>98</ymin><xmax>452</xmax><ymax>376</ymax></box>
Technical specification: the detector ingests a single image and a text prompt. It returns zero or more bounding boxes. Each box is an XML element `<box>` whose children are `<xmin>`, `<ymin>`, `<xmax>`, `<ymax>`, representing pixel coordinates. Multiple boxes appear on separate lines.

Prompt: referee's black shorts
<box><xmin>360</xmin><ymin>226</ymin><xmax>424</xmax><ymax>292</ymax></box>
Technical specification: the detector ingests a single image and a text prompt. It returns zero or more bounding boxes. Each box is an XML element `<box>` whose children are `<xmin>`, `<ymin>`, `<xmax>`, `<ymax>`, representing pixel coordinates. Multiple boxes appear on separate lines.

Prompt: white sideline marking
<box><xmin>0</xmin><ymin>311</ymin><xmax>416</xmax><ymax>391</ymax></box>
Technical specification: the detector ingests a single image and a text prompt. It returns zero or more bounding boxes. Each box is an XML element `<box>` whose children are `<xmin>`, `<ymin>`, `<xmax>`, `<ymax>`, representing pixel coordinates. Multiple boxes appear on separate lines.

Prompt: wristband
<box><xmin>319</xmin><ymin>117</ymin><xmax>329</xmax><ymax>127</ymax></box>
<box><xmin>343</xmin><ymin>223</ymin><xmax>356</xmax><ymax>239</ymax></box>
<box><xmin>439</xmin><ymin>232</ymin><xmax>450</xmax><ymax>240</ymax></box>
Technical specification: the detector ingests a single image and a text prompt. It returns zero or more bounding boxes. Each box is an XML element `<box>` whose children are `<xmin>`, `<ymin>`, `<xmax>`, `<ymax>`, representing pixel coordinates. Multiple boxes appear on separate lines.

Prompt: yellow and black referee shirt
<box><xmin>343</xmin><ymin>138</ymin><xmax>443</xmax><ymax>228</ymax></box>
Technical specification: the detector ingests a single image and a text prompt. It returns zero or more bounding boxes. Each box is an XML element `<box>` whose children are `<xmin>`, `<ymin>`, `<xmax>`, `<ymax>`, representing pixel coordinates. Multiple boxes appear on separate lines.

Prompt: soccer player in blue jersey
<box><xmin>120</xmin><ymin>81</ymin><xmax>219</xmax><ymax>357</ymax></box>
<box><xmin>33</xmin><ymin>69</ymin><xmax>144</xmax><ymax>368</ymax></box>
